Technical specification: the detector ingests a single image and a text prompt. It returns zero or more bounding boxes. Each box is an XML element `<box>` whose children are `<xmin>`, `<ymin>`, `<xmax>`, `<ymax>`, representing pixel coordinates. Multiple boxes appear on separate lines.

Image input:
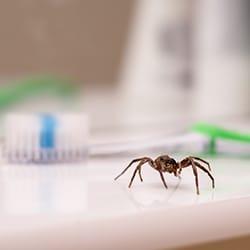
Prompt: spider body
<box><xmin>114</xmin><ymin>155</ymin><xmax>215</xmax><ymax>195</ymax></box>
<box><xmin>154</xmin><ymin>155</ymin><xmax>178</xmax><ymax>174</ymax></box>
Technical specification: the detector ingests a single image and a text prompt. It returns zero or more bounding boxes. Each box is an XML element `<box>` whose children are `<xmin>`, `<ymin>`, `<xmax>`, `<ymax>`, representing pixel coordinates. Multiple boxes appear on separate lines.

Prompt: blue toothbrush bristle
<box><xmin>4</xmin><ymin>113</ymin><xmax>88</xmax><ymax>164</ymax></box>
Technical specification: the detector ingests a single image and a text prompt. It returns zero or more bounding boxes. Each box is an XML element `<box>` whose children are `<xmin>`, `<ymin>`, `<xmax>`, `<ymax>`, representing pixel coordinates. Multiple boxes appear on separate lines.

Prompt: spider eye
<box><xmin>169</xmin><ymin>159</ymin><xmax>177</xmax><ymax>164</ymax></box>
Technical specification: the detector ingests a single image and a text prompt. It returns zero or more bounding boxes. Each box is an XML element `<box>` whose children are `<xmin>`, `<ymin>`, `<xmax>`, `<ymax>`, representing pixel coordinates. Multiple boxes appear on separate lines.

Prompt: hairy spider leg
<box><xmin>180</xmin><ymin>157</ymin><xmax>200</xmax><ymax>195</ymax></box>
<box><xmin>128</xmin><ymin>159</ymin><xmax>151</xmax><ymax>188</ymax></box>
<box><xmin>190</xmin><ymin>158</ymin><xmax>200</xmax><ymax>195</ymax></box>
<box><xmin>193</xmin><ymin>161</ymin><xmax>215</xmax><ymax>188</ymax></box>
<box><xmin>138</xmin><ymin>159</ymin><xmax>157</xmax><ymax>182</ymax></box>
<box><xmin>114</xmin><ymin>158</ymin><xmax>144</xmax><ymax>180</ymax></box>
<box><xmin>159</xmin><ymin>171</ymin><xmax>168</xmax><ymax>189</ymax></box>
<box><xmin>189</xmin><ymin>156</ymin><xmax>211</xmax><ymax>171</ymax></box>
<box><xmin>114</xmin><ymin>157</ymin><xmax>153</xmax><ymax>181</ymax></box>
<box><xmin>138</xmin><ymin>168</ymin><xmax>143</xmax><ymax>182</ymax></box>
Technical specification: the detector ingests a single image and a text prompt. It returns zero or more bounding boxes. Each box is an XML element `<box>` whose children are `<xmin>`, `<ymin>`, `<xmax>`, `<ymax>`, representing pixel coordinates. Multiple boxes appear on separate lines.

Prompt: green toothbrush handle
<box><xmin>192</xmin><ymin>122</ymin><xmax>250</xmax><ymax>155</ymax></box>
<box><xmin>192</xmin><ymin>123</ymin><xmax>250</xmax><ymax>143</ymax></box>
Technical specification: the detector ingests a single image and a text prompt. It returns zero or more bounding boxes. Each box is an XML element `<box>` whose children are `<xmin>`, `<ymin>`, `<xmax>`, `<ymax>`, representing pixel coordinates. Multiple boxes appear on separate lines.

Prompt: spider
<box><xmin>114</xmin><ymin>155</ymin><xmax>215</xmax><ymax>195</ymax></box>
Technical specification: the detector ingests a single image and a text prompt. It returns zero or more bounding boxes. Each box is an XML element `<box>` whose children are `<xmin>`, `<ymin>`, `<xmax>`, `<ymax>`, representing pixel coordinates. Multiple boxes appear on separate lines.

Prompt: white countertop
<box><xmin>0</xmin><ymin>155</ymin><xmax>250</xmax><ymax>249</ymax></box>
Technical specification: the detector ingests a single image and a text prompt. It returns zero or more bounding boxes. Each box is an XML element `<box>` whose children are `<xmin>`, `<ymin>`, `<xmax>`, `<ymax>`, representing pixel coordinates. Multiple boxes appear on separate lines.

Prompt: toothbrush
<box><xmin>1</xmin><ymin>117</ymin><xmax>249</xmax><ymax>164</ymax></box>
<box><xmin>2</xmin><ymin>113</ymin><xmax>88</xmax><ymax>163</ymax></box>
<box><xmin>90</xmin><ymin>122</ymin><xmax>250</xmax><ymax>157</ymax></box>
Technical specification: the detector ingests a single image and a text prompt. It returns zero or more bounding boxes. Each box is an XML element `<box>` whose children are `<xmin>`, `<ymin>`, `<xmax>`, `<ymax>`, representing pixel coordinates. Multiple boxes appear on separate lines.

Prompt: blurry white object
<box><xmin>119</xmin><ymin>0</ymin><xmax>194</xmax><ymax>125</ymax></box>
<box><xmin>194</xmin><ymin>0</ymin><xmax>250</xmax><ymax>118</ymax></box>
<box><xmin>3</xmin><ymin>113</ymin><xmax>88</xmax><ymax>163</ymax></box>
<box><xmin>90</xmin><ymin>132</ymin><xmax>206</xmax><ymax>156</ymax></box>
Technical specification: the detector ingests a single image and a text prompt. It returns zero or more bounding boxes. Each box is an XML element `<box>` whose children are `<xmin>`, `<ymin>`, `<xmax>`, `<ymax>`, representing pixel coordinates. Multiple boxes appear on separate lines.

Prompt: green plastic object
<box><xmin>0</xmin><ymin>75</ymin><xmax>78</xmax><ymax>110</ymax></box>
<box><xmin>192</xmin><ymin>122</ymin><xmax>250</xmax><ymax>155</ymax></box>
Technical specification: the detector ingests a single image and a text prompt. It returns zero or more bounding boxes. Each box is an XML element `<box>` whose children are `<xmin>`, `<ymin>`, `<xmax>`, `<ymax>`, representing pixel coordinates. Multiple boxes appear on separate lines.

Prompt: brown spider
<box><xmin>114</xmin><ymin>155</ymin><xmax>215</xmax><ymax>195</ymax></box>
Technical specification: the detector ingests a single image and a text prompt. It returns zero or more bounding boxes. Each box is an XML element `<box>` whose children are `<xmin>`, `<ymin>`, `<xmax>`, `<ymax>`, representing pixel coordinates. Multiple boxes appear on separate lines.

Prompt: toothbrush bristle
<box><xmin>4</xmin><ymin>113</ymin><xmax>88</xmax><ymax>164</ymax></box>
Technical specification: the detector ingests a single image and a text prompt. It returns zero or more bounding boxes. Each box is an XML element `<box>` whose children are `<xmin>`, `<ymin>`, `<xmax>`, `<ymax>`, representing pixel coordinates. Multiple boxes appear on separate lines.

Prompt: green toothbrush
<box><xmin>90</xmin><ymin>122</ymin><xmax>250</xmax><ymax>157</ymax></box>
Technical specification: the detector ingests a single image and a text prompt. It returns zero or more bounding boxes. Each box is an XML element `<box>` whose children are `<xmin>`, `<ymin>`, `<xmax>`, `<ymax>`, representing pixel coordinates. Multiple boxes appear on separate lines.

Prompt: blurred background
<box><xmin>0</xmin><ymin>0</ymin><xmax>249</xmax><ymax>137</ymax></box>
<box><xmin>0</xmin><ymin>1</ymin><xmax>249</xmax><ymax>249</ymax></box>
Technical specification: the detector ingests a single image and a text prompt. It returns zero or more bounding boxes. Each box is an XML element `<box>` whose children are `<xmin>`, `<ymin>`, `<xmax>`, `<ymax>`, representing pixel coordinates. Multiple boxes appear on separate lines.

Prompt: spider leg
<box><xmin>189</xmin><ymin>159</ymin><xmax>200</xmax><ymax>195</ymax></box>
<box><xmin>128</xmin><ymin>160</ymin><xmax>149</xmax><ymax>188</ymax></box>
<box><xmin>189</xmin><ymin>156</ymin><xmax>211</xmax><ymax>171</ymax></box>
<box><xmin>159</xmin><ymin>171</ymin><xmax>168</xmax><ymax>189</ymax></box>
<box><xmin>178</xmin><ymin>165</ymin><xmax>182</xmax><ymax>175</ymax></box>
<box><xmin>138</xmin><ymin>167</ymin><xmax>143</xmax><ymax>182</ymax></box>
<box><xmin>114</xmin><ymin>157</ymin><xmax>149</xmax><ymax>180</ymax></box>
<box><xmin>194</xmin><ymin>161</ymin><xmax>215</xmax><ymax>188</ymax></box>
<box><xmin>128</xmin><ymin>167</ymin><xmax>139</xmax><ymax>188</ymax></box>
